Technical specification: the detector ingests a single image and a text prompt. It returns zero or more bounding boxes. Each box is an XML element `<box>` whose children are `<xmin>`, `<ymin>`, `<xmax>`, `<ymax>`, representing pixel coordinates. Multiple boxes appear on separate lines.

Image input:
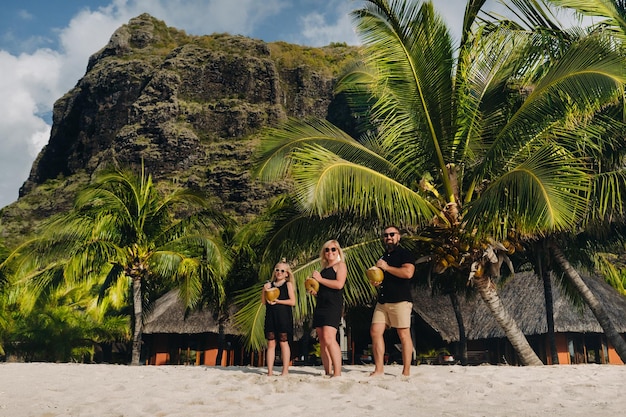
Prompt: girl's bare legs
<box><xmin>266</xmin><ymin>337</ymin><xmax>276</xmax><ymax>376</ymax></box>
<box><xmin>279</xmin><ymin>338</ymin><xmax>290</xmax><ymax>375</ymax></box>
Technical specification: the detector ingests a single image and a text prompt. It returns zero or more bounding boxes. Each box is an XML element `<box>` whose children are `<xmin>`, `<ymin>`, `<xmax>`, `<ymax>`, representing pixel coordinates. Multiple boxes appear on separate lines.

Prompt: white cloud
<box><xmin>101</xmin><ymin>0</ymin><xmax>289</xmax><ymax>37</ymax></box>
<box><xmin>0</xmin><ymin>4</ymin><xmax>131</xmax><ymax>207</ymax></box>
<box><xmin>17</xmin><ymin>9</ymin><xmax>34</xmax><ymax>21</ymax></box>
<box><xmin>299</xmin><ymin>4</ymin><xmax>359</xmax><ymax>46</ymax></box>
<box><xmin>58</xmin><ymin>9</ymin><xmax>126</xmax><ymax>85</ymax></box>
<box><xmin>0</xmin><ymin>49</ymin><xmax>61</xmax><ymax>205</ymax></box>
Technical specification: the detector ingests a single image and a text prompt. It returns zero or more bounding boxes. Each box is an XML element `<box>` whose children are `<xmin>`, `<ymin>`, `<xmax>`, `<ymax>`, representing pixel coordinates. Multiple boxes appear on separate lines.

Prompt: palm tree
<box><xmin>4</xmin><ymin>276</ymin><xmax>130</xmax><ymax>362</ymax></box>
<box><xmin>250</xmin><ymin>0</ymin><xmax>626</xmax><ymax>365</ymax></box>
<box><xmin>549</xmin><ymin>238</ymin><xmax>626</xmax><ymax>361</ymax></box>
<box><xmin>6</xmin><ymin>165</ymin><xmax>231</xmax><ymax>365</ymax></box>
<box><xmin>515</xmin><ymin>0</ymin><xmax>626</xmax><ymax>363</ymax></box>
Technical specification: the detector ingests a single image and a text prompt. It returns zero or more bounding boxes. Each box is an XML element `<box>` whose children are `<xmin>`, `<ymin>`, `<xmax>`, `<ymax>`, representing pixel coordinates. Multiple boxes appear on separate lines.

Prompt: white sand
<box><xmin>0</xmin><ymin>362</ymin><xmax>624</xmax><ymax>416</ymax></box>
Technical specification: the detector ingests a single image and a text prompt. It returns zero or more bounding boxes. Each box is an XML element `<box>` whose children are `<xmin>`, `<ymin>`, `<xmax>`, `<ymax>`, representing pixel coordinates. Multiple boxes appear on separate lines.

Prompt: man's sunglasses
<box><xmin>383</xmin><ymin>232</ymin><xmax>397</xmax><ymax>238</ymax></box>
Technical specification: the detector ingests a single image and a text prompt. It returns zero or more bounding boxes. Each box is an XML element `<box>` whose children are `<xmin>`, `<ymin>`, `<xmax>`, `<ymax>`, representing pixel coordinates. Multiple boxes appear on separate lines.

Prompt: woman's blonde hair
<box><xmin>319</xmin><ymin>239</ymin><xmax>345</xmax><ymax>268</ymax></box>
<box><xmin>272</xmin><ymin>259</ymin><xmax>294</xmax><ymax>283</ymax></box>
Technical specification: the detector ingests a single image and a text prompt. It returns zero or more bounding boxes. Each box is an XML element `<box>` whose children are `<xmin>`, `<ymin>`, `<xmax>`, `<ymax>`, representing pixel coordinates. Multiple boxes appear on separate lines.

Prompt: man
<box><xmin>369</xmin><ymin>225</ymin><xmax>416</xmax><ymax>376</ymax></box>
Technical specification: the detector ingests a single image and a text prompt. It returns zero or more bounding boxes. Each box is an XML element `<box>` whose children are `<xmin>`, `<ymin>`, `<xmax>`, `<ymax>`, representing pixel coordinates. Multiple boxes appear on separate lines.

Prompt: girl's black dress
<box><xmin>264</xmin><ymin>282</ymin><xmax>293</xmax><ymax>338</ymax></box>
<box><xmin>311</xmin><ymin>266</ymin><xmax>343</xmax><ymax>329</ymax></box>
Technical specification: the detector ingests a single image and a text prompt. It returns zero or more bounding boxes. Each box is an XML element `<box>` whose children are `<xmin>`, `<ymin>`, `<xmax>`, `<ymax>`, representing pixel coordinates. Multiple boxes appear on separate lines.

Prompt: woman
<box><xmin>309</xmin><ymin>240</ymin><xmax>347</xmax><ymax>377</ymax></box>
<box><xmin>262</xmin><ymin>260</ymin><xmax>296</xmax><ymax>376</ymax></box>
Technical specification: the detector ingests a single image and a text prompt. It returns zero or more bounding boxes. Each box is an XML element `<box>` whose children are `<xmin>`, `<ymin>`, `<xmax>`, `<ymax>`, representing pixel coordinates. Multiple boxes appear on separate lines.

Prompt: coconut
<box><xmin>366</xmin><ymin>266</ymin><xmax>384</xmax><ymax>283</ymax></box>
<box><xmin>305</xmin><ymin>277</ymin><xmax>319</xmax><ymax>293</ymax></box>
<box><xmin>265</xmin><ymin>287</ymin><xmax>280</xmax><ymax>302</ymax></box>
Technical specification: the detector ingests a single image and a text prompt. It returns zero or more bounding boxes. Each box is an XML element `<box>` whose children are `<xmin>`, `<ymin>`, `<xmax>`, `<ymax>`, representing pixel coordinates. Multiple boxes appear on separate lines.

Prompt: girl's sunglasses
<box><xmin>324</xmin><ymin>247</ymin><xmax>337</xmax><ymax>252</ymax></box>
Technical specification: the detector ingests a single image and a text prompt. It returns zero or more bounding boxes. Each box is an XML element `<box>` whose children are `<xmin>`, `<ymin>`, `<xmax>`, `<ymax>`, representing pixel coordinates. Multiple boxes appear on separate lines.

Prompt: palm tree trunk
<box><xmin>533</xmin><ymin>242</ymin><xmax>559</xmax><ymax>364</ymax></box>
<box><xmin>474</xmin><ymin>275</ymin><xmax>543</xmax><ymax>366</ymax></box>
<box><xmin>540</xmin><ymin>267</ymin><xmax>559</xmax><ymax>364</ymax></box>
<box><xmin>131</xmin><ymin>276</ymin><xmax>143</xmax><ymax>365</ymax></box>
<box><xmin>216</xmin><ymin>322</ymin><xmax>225</xmax><ymax>366</ymax></box>
<box><xmin>541</xmin><ymin>270</ymin><xmax>559</xmax><ymax>365</ymax></box>
<box><xmin>449</xmin><ymin>292</ymin><xmax>467</xmax><ymax>365</ymax></box>
<box><xmin>549</xmin><ymin>242</ymin><xmax>626</xmax><ymax>363</ymax></box>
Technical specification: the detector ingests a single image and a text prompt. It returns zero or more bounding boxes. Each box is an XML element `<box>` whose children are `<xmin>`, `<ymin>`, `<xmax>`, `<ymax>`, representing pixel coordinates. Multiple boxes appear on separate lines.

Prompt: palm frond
<box><xmin>254</xmin><ymin>118</ymin><xmax>392</xmax><ymax>181</ymax></box>
<box><xmin>290</xmin><ymin>144</ymin><xmax>440</xmax><ymax>225</ymax></box>
<box><xmin>465</xmin><ymin>143</ymin><xmax>591</xmax><ymax>236</ymax></box>
<box><xmin>233</xmin><ymin>284</ymin><xmax>267</xmax><ymax>351</ymax></box>
<box><xmin>456</xmin><ymin>26</ymin><xmax>535</xmax><ymax>164</ymax></box>
<box><xmin>548</xmin><ymin>0</ymin><xmax>626</xmax><ymax>36</ymax></box>
<box><xmin>589</xmin><ymin>169</ymin><xmax>626</xmax><ymax>219</ymax></box>
<box><xmin>352</xmin><ymin>0</ymin><xmax>457</xmax><ymax>196</ymax></box>
<box><xmin>98</xmin><ymin>263</ymin><xmax>126</xmax><ymax>307</ymax></box>
<box><xmin>460</xmin><ymin>0</ymin><xmax>489</xmax><ymax>49</ymax></box>
<box><xmin>173</xmin><ymin>257</ymin><xmax>204</xmax><ymax>308</ymax></box>
<box><xmin>500</xmin><ymin>33</ymin><xmax>623</xmax><ymax>145</ymax></box>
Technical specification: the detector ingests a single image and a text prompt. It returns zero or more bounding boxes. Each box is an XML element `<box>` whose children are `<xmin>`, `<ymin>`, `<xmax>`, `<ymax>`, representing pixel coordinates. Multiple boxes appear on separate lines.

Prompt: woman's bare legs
<box><xmin>318</xmin><ymin>325</ymin><xmax>342</xmax><ymax>377</ymax></box>
<box><xmin>316</xmin><ymin>327</ymin><xmax>331</xmax><ymax>375</ymax></box>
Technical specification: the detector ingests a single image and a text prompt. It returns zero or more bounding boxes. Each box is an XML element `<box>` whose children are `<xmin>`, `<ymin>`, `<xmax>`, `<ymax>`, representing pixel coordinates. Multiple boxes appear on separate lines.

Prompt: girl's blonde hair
<box><xmin>272</xmin><ymin>259</ymin><xmax>294</xmax><ymax>283</ymax></box>
<box><xmin>319</xmin><ymin>239</ymin><xmax>345</xmax><ymax>268</ymax></box>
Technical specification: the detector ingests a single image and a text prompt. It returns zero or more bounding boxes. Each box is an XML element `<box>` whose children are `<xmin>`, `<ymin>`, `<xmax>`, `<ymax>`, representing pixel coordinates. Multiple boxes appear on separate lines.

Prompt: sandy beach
<box><xmin>0</xmin><ymin>362</ymin><xmax>624</xmax><ymax>417</ymax></box>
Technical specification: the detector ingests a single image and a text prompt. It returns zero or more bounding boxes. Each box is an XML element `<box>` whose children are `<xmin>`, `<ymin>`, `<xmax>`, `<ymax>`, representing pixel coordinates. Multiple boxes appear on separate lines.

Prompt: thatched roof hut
<box><xmin>411</xmin><ymin>287</ymin><xmax>469</xmax><ymax>343</ymax></box>
<box><xmin>142</xmin><ymin>290</ymin><xmax>244</xmax><ymax>366</ymax></box>
<box><xmin>466</xmin><ymin>271</ymin><xmax>626</xmax><ymax>340</ymax></box>
<box><xmin>409</xmin><ymin>270</ymin><xmax>626</xmax><ymax>364</ymax></box>
<box><xmin>143</xmin><ymin>290</ymin><xmax>240</xmax><ymax>335</ymax></box>
<box><xmin>410</xmin><ymin>271</ymin><xmax>626</xmax><ymax>342</ymax></box>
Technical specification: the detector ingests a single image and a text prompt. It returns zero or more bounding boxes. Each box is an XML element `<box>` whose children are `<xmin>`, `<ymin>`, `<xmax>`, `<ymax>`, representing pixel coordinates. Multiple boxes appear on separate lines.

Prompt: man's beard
<box><xmin>385</xmin><ymin>241</ymin><xmax>399</xmax><ymax>252</ymax></box>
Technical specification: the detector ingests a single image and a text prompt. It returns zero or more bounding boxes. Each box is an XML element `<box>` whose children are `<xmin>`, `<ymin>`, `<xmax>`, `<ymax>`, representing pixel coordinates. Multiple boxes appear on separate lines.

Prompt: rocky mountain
<box><xmin>0</xmin><ymin>14</ymin><xmax>360</xmax><ymax>246</ymax></box>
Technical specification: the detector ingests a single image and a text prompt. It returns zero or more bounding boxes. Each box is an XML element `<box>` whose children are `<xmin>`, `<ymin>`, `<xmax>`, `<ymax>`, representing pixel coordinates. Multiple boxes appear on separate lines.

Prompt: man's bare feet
<box><xmin>369</xmin><ymin>370</ymin><xmax>384</xmax><ymax>377</ymax></box>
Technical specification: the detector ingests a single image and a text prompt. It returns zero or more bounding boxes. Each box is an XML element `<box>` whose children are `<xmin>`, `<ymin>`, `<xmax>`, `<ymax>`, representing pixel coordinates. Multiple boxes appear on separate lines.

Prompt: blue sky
<box><xmin>0</xmin><ymin>0</ymin><xmax>579</xmax><ymax>209</ymax></box>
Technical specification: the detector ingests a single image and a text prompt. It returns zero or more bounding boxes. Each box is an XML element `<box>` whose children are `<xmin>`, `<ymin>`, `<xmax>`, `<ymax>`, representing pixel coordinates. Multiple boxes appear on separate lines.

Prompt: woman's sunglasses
<box><xmin>324</xmin><ymin>247</ymin><xmax>338</xmax><ymax>252</ymax></box>
<box><xmin>274</xmin><ymin>269</ymin><xmax>286</xmax><ymax>273</ymax></box>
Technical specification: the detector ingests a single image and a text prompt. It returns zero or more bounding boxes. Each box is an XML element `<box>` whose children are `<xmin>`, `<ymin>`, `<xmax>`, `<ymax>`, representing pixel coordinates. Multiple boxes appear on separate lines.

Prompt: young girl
<box><xmin>262</xmin><ymin>260</ymin><xmax>296</xmax><ymax>376</ymax></box>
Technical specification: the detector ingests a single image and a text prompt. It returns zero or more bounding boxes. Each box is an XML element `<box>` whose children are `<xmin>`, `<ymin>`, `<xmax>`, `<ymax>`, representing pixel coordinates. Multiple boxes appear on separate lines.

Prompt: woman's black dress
<box><xmin>311</xmin><ymin>266</ymin><xmax>343</xmax><ymax>329</ymax></box>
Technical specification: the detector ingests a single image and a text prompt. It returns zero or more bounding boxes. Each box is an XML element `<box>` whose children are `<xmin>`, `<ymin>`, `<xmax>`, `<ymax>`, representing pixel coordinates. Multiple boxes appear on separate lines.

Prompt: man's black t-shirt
<box><xmin>378</xmin><ymin>246</ymin><xmax>415</xmax><ymax>304</ymax></box>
